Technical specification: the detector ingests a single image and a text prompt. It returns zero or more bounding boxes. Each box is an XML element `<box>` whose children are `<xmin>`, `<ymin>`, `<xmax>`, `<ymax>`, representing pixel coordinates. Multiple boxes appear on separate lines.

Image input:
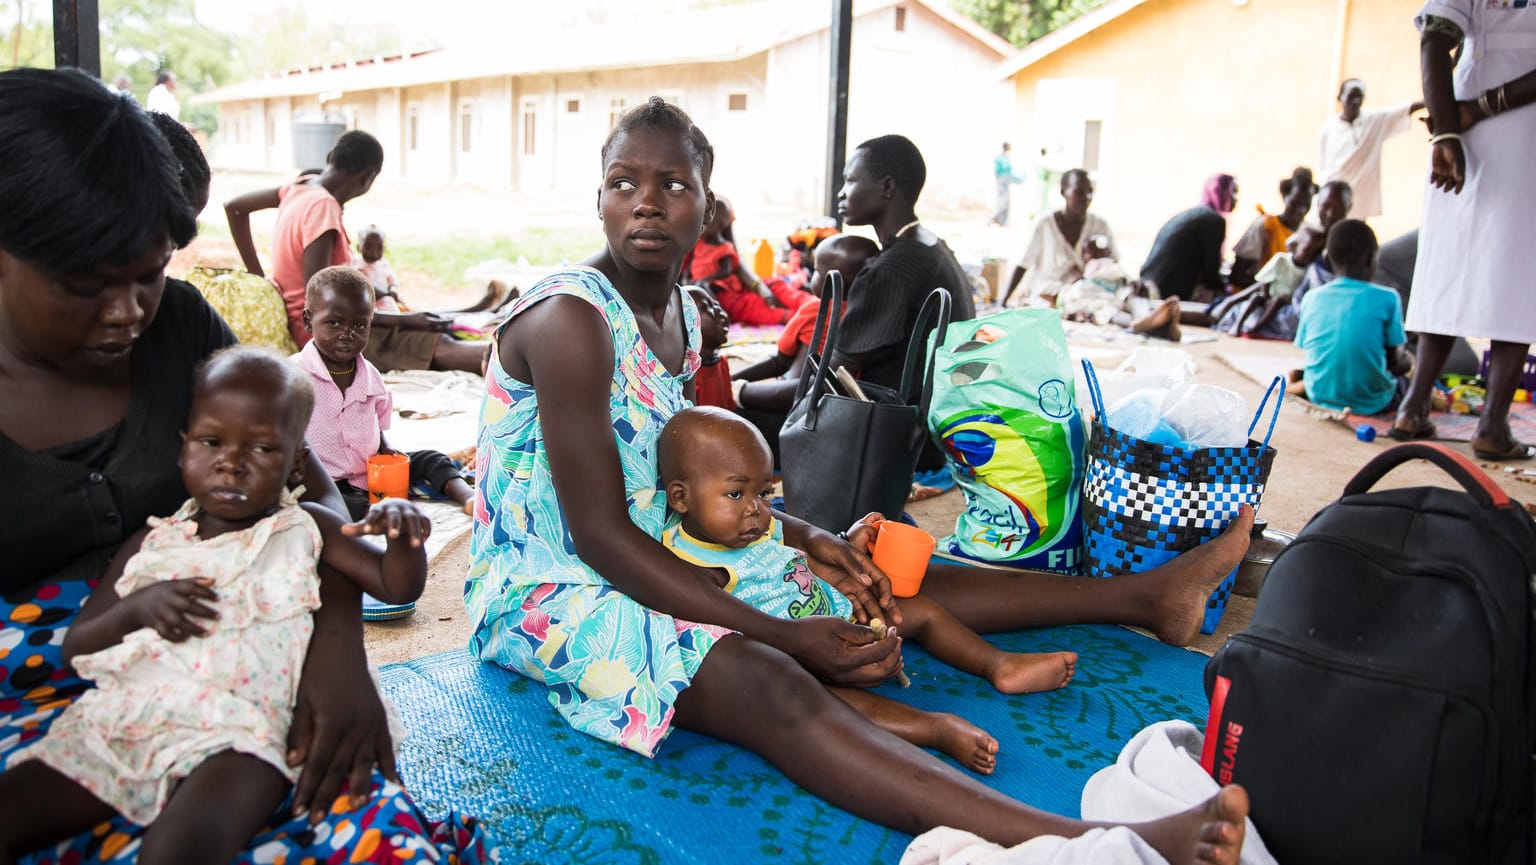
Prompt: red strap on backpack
<box><xmin>1199</xmin><ymin>674</ymin><xmax>1232</xmax><ymax>775</ymax></box>
<box><xmin>1342</xmin><ymin>442</ymin><xmax>1511</xmax><ymax>509</ymax></box>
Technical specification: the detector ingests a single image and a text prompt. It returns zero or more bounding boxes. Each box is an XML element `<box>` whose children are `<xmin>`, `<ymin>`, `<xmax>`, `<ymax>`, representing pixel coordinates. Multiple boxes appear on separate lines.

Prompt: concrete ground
<box><xmin>180</xmin><ymin>171</ymin><xmax>1533</xmax><ymax>666</ymax></box>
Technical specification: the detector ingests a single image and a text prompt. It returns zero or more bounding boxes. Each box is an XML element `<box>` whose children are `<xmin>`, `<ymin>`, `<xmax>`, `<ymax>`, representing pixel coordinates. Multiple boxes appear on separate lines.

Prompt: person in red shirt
<box><xmin>686</xmin><ymin>196</ymin><xmax>812</xmax><ymax>326</ymax></box>
<box><xmin>733</xmin><ymin>234</ymin><xmax>878</xmax><ymax>393</ymax></box>
<box><xmin>685</xmin><ymin>285</ymin><xmax>735</xmax><ymax>410</ymax></box>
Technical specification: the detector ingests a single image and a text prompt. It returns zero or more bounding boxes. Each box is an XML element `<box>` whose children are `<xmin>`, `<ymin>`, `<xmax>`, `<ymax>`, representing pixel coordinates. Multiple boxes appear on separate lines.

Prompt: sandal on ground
<box><xmin>1388</xmin><ymin>419</ymin><xmax>1437</xmax><ymax>441</ymax></box>
<box><xmin>1471</xmin><ymin>441</ymin><xmax>1536</xmax><ymax>461</ymax></box>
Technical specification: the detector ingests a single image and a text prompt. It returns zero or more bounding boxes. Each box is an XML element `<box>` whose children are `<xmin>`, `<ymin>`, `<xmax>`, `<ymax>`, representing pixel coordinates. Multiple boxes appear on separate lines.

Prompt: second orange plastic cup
<box><xmin>366</xmin><ymin>453</ymin><xmax>410</xmax><ymax>503</ymax></box>
<box><xmin>871</xmin><ymin>520</ymin><xmax>936</xmax><ymax>598</ymax></box>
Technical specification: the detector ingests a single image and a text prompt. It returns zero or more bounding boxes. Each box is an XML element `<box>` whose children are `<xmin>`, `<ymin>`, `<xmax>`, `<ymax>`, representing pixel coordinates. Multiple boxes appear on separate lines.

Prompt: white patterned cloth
<box><xmin>8</xmin><ymin>492</ymin><xmax>321</xmax><ymax>824</ymax></box>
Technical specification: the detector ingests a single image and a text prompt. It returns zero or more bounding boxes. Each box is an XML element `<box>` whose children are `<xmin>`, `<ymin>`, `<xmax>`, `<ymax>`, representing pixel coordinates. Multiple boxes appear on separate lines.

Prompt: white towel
<box><xmin>901</xmin><ymin>826</ymin><xmax>1161</xmax><ymax>865</ymax></box>
<box><xmin>900</xmin><ymin>720</ymin><xmax>1278</xmax><ymax>865</ymax></box>
<box><xmin>1081</xmin><ymin>720</ymin><xmax>1277</xmax><ymax>865</ymax></box>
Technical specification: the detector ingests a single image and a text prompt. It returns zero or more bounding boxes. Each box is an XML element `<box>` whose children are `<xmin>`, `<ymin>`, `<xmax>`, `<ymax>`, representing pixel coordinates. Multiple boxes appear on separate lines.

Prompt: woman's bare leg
<box><xmin>897</xmin><ymin>596</ymin><xmax>1075</xmax><ymax>694</ymax></box>
<box><xmin>830</xmin><ymin>686</ymin><xmax>998</xmax><ymax>774</ymax></box>
<box><xmin>917</xmin><ymin>507</ymin><xmax>1252</xmax><ymax>643</ymax></box>
<box><xmin>1471</xmin><ymin>340</ymin><xmax>1532</xmax><ymax>455</ymax></box>
<box><xmin>673</xmin><ymin>636</ymin><xmax>1248</xmax><ymax>862</ymax></box>
<box><xmin>1395</xmin><ymin>332</ymin><xmax>1453</xmax><ymax>437</ymax></box>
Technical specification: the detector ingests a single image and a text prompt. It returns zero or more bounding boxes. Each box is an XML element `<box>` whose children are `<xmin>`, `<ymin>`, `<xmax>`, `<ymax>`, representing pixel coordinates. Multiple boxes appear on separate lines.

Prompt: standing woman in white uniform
<box><xmin>1395</xmin><ymin>0</ymin><xmax>1536</xmax><ymax>460</ymax></box>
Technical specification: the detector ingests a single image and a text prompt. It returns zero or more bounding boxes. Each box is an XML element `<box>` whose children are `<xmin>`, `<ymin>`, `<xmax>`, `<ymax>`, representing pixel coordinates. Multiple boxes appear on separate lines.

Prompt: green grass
<box><xmin>386</xmin><ymin>228</ymin><xmax>601</xmax><ymax>289</ymax></box>
<box><xmin>192</xmin><ymin>218</ymin><xmax>601</xmax><ymax>292</ymax></box>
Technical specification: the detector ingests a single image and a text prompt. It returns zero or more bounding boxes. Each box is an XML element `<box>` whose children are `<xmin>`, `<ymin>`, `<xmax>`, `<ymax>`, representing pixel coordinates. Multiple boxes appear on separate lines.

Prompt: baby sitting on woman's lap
<box><xmin>658</xmin><ymin>406</ymin><xmax>1077</xmax><ymax>774</ymax></box>
<box><xmin>1057</xmin><ymin>236</ymin><xmax>1182</xmax><ymax>341</ymax></box>
<box><xmin>0</xmin><ymin>346</ymin><xmax>431</xmax><ymax>865</ymax></box>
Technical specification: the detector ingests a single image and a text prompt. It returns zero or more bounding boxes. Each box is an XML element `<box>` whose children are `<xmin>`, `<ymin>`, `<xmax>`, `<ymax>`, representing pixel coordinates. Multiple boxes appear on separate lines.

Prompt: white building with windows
<box><xmin>195</xmin><ymin>0</ymin><xmax>1015</xmax><ymax>211</ymax></box>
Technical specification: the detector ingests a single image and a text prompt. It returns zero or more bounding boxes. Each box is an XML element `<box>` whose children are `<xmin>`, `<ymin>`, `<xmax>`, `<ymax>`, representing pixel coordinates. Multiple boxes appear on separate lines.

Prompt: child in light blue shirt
<box><xmin>658</xmin><ymin>407</ymin><xmax>1079</xmax><ymax>775</ymax></box>
<box><xmin>1293</xmin><ymin>219</ymin><xmax>1412</xmax><ymax>415</ymax></box>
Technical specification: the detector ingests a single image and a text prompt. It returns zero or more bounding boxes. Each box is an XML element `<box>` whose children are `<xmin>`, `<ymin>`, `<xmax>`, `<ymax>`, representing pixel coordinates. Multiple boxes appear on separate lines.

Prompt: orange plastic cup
<box><xmin>366</xmin><ymin>453</ymin><xmax>410</xmax><ymax>503</ymax></box>
<box><xmin>871</xmin><ymin>521</ymin><xmax>936</xmax><ymax>598</ymax></box>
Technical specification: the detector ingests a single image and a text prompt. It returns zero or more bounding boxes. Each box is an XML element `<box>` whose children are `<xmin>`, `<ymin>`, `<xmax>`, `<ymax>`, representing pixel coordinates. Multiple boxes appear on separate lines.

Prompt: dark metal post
<box><xmin>825</xmin><ymin>0</ymin><xmax>852</xmax><ymax>226</ymax></box>
<box><xmin>53</xmin><ymin>0</ymin><xmax>101</xmax><ymax>77</ymax></box>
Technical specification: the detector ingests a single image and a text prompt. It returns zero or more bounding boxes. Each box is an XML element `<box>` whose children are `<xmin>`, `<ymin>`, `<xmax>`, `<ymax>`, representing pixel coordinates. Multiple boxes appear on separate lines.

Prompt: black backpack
<box><xmin>1201</xmin><ymin>443</ymin><xmax>1536</xmax><ymax>864</ymax></box>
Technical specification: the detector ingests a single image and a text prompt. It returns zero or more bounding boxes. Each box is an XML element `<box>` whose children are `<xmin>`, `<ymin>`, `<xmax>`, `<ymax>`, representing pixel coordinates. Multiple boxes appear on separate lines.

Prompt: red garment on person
<box><xmin>687</xmin><ymin>238</ymin><xmax>814</xmax><ymax>326</ymax></box>
<box><xmin>693</xmin><ymin>356</ymin><xmax>735</xmax><ymax>410</ymax></box>
<box><xmin>777</xmin><ymin>299</ymin><xmax>827</xmax><ymax>356</ymax></box>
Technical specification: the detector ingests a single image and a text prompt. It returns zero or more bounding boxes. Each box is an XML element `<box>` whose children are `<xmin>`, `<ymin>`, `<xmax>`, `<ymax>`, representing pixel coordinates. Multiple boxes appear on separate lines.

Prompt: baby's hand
<box><xmin>844</xmin><ymin>512</ymin><xmax>885</xmax><ymax>554</ymax></box>
<box><xmin>125</xmin><ymin>578</ymin><xmax>219</xmax><ymax>642</ymax></box>
<box><xmin>343</xmin><ymin>500</ymin><xmax>433</xmax><ymax>548</ymax></box>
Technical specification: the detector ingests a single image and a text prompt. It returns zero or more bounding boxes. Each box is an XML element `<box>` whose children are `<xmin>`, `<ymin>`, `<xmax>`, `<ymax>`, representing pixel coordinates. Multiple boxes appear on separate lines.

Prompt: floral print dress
<box><xmin>1</xmin><ymin>497</ymin><xmax>496</xmax><ymax>863</ymax></box>
<box><xmin>466</xmin><ymin>267</ymin><xmax>727</xmax><ymax>758</ymax></box>
<box><xmin>9</xmin><ymin>491</ymin><xmax>321</xmax><ymax>824</ymax></box>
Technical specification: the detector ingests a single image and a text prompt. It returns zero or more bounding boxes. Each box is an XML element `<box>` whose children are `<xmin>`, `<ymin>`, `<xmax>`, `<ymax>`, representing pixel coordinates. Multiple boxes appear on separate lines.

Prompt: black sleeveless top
<box><xmin>0</xmin><ymin>279</ymin><xmax>237</xmax><ymax>592</ymax></box>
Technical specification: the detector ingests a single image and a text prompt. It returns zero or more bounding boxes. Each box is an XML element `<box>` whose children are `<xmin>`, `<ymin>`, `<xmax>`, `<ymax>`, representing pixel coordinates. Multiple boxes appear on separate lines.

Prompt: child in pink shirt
<box><xmin>356</xmin><ymin>225</ymin><xmax>403</xmax><ymax>313</ymax></box>
<box><xmin>293</xmin><ymin>266</ymin><xmax>474</xmax><ymax>518</ymax></box>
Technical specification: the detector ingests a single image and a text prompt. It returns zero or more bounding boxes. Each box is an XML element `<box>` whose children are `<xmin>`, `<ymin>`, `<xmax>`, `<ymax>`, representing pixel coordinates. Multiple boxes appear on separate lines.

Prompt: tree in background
<box><xmin>3</xmin><ymin>0</ymin><xmax>52</xmax><ymax>68</ymax></box>
<box><xmin>2</xmin><ymin>0</ymin><xmax>404</xmax><ymax>135</ymax></box>
<box><xmin>236</xmin><ymin>4</ymin><xmax>408</xmax><ymax>77</ymax></box>
<box><xmin>99</xmin><ymin>0</ymin><xmax>235</xmax><ymax>133</ymax></box>
<box><xmin>954</xmin><ymin>0</ymin><xmax>1110</xmax><ymax>45</ymax></box>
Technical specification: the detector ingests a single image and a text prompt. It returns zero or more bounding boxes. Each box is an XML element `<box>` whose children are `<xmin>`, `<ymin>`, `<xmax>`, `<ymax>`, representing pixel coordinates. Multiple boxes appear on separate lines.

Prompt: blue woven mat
<box><xmin>379</xmin><ymin>625</ymin><xmax>1211</xmax><ymax>864</ymax></box>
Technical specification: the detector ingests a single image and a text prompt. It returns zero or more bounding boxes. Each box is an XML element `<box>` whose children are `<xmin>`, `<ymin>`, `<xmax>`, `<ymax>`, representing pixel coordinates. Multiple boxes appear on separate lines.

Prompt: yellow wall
<box><xmin>1010</xmin><ymin>0</ymin><xmax>1426</xmax><ymax>262</ymax></box>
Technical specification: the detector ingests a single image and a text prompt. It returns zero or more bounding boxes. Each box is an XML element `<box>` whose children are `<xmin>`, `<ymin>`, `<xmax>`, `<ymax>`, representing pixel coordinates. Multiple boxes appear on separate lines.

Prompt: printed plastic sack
<box><xmin>928</xmin><ymin>310</ymin><xmax>1087</xmax><ymax>572</ymax></box>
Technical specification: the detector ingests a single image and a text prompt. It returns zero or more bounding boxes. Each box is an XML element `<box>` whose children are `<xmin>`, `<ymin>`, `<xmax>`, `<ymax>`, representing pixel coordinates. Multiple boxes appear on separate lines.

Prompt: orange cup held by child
<box><xmin>871</xmin><ymin>521</ymin><xmax>937</xmax><ymax>598</ymax></box>
<box><xmin>366</xmin><ymin>453</ymin><xmax>410</xmax><ymax>503</ymax></box>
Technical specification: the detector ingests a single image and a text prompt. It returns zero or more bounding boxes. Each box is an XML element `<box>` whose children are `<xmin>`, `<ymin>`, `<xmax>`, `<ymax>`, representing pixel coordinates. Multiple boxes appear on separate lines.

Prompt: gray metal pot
<box><xmin>1233</xmin><ymin>519</ymin><xmax>1296</xmax><ymax>598</ymax></box>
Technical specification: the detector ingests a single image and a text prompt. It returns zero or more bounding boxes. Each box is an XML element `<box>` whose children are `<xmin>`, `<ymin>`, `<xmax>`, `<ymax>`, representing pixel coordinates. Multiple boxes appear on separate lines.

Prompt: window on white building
<box><xmin>459</xmin><ymin>103</ymin><xmax>474</xmax><ymax>153</ymax></box>
<box><xmin>609</xmin><ymin>98</ymin><xmax>626</xmax><ymax>130</ymax></box>
<box><xmin>566</xmin><ymin>98</ymin><xmax>581</xmax><ymax>113</ymax></box>
<box><xmin>728</xmin><ymin>93</ymin><xmax>747</xmax><ymax>111</ymax></box>
<box><xmin>407</xmin><ymin>106</ymin><xmax>420</xmax><ymax>152</ymax></box>
<box><xmin>895</xmin><ymin>5</ymin><xmax>907</xmax><ymax>31</ymax></box>
<box><xmin>1082</xmin><ymin>120</ymin><xmax>1102</xmax><ymax>172</ymax></box>
<box><xmin>522</xmin><ymin>100</ymin><xmax>538</xmax><ymax>156</ymax></box>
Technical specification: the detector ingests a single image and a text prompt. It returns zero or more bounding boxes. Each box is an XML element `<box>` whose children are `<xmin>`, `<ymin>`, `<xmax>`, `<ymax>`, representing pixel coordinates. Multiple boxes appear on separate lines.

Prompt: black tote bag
<box><xmin>779</xmin><ymin>271</ymin><xmax>951</xmax><ymax>532</ymax></box>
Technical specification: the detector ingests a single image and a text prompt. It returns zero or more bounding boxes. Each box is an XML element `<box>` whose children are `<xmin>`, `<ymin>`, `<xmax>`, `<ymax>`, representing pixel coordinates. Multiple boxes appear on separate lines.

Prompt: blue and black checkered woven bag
<box><xmin>1079</xmin><ymin>359</ymin><xmax>1284</xmax><ymax>634</ymax></box>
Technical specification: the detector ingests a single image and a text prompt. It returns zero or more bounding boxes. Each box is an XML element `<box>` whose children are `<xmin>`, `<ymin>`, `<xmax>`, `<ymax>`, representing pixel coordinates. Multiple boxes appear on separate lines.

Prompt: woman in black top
<box><xmin>0</xmin><ymin>68</ymin><xmax>489</xmax><ymax>862</ymax></box>
<box><xmin>1139</xmin><ymin>173</ymin><xmax>1238</xmax><ymax>302</ymax></box>
<box><xmin>735</xmin><ymin>134</ymin><xmax>976</xmax><ymax>413</ymax></box>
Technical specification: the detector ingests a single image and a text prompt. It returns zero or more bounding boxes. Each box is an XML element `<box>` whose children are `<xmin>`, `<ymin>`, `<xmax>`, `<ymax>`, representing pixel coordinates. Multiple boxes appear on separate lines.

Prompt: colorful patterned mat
<box><xmin>379</xmin><ymin>625</ymin><xmax>1212</xmax><ymax>864</ymax></box>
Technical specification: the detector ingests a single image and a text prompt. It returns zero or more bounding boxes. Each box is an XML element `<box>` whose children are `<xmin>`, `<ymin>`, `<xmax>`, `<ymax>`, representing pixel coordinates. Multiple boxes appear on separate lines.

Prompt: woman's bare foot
<box><xmin>989</xmin><ymin>651</ymin><xmax>1077</xmax><ymax>694</ymax></box>
<box><xmin>1131</xmin><ymin>785</ymin><xmax>1248</xmax><ymax>865</ymax></box>
<box><xmin>925</xmin><ymin>713</ymin><xmax>999</xmax><ymax>775</ymax></box>
<box><xmin>460</xmin><ymin>280</ymin><xmax>506</xmax><ymax>313</ymax></box>
<box><xmin>1150</xmin><ymin>506</ymin><xmax>1252</xmax><ymax>646</ymax></box>
<box><xmin>1133</xmin><ymin>297</ymin><xmax>1182</xmax><ymax>342</ymax></box>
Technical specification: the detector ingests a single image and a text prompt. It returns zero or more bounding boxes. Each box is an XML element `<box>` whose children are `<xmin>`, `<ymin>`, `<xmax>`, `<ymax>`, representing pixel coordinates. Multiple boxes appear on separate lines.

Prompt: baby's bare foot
<box><xmin>990</xmin><ymin>651</ymin><xmax>1077</xmax><ymax>694</ymax></box>
<box><xmin>1152</xmin><ymin>506</ymin><xmax>1252</xmax><ymax>646</ymax></box>
<box><xmin>1133</xmin><ymin>785</ymin><xmax>1248</xmax><ymax>865</ymax></box>
<box><xmin>929</xmin><ymin>713</ymin><xmax>998</xmax><ymax>775</ymax></box>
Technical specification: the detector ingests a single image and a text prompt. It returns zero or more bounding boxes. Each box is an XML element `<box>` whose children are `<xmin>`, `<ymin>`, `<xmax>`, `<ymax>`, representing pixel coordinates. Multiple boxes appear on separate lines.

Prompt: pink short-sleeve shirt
<box><xmin>293</xmin><ymin>341</ymin><xmax>392</xmax><ymax>488</ymax></box>
<box><xmin>272</xmin><ymin>182</ymin><xmax>354</xmax><ymax>347</ymax></box>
